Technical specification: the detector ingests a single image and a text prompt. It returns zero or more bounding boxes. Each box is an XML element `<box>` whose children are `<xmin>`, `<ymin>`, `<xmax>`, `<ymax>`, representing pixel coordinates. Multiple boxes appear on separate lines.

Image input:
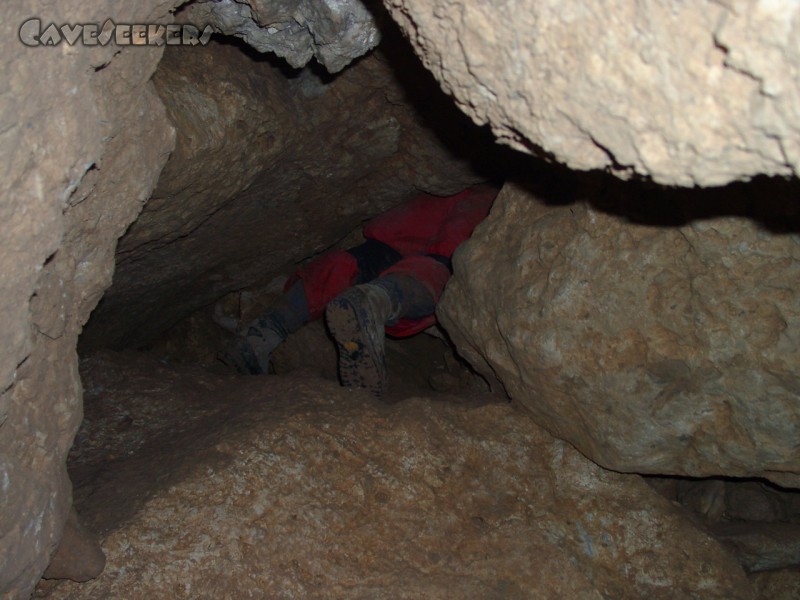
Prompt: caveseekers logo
<box><xmin>19</xmin><ymin>18</ymin><xmax>213</xmax><ymax>47</ymax></box>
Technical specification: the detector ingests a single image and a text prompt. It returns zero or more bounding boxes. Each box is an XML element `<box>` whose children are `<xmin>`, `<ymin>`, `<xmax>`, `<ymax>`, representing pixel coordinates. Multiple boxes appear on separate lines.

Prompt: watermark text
<box><xmin>19</xmin><ymin>18</ymin><xmax>213</xmax><ymax>47</ymax></box>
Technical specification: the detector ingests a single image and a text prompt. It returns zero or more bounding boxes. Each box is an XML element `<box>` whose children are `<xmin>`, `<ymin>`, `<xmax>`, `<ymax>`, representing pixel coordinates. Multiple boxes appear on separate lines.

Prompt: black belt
<box><xmin>347</xmin><ymin>238</ymin><xmax>403</xmax><ymax>283</ymax></box>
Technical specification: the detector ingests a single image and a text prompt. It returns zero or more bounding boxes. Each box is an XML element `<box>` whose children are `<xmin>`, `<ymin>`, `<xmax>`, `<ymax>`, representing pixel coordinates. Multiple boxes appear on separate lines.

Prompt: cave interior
<box><xmin>7</xmin><ymin>1</ymin><xmax>800</xmax><ymax>598</ymax></box>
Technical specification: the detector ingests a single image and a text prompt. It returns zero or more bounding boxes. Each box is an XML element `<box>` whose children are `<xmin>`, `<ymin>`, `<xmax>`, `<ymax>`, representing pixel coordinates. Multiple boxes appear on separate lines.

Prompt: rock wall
<box><xmin>184</xmin><ymin>0</ymin><xmax>382</xmax><ymax>72</ymax></box>
<box><xmin>0</xmin><ymin>1</ymin><xmax>180</xmax><ymax>597</ymax></box>
<box><xmin>439</xmin><ymin>179</ymin><xmax>800</xmax><ymax>485</ymax></box>
<box><xmin>383</xmin><ymin>0</ymin><xmax>800</xmax><ymax>187</ymax></box>
<box><xmin>81</xmin><ymin>29</ymin><xmax>491</xmax><ymax>351</ymax></box>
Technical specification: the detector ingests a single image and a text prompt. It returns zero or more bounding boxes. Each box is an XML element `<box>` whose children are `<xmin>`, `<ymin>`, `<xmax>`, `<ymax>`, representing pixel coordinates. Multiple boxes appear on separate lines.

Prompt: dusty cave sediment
<box><xmin>3</xmin><ymin>0</ymin><xmax>800</xmax><ymax>598</ymax></box>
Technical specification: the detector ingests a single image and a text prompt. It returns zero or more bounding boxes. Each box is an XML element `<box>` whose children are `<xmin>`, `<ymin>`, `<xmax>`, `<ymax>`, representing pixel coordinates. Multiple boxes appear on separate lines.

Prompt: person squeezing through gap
<box><xmin>221</xmin><ymin>184</ymin><xmax>499</xmax><ymax>397</ymax></box>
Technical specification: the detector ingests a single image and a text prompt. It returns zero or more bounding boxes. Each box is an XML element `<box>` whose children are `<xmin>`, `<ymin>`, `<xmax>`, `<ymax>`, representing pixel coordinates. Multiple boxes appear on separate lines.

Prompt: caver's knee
<box><xmin>378</xmin><ymin>255</ymin><xmax>451</xmax><ymax>304</ymax></box>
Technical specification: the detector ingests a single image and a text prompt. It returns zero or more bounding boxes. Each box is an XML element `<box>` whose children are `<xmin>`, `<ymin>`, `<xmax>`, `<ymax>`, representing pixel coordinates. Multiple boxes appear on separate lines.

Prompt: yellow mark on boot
<box><xmin>344</xmin><ymin>341</ymin><xmax>359</xmax><ymax>352</ymax></box>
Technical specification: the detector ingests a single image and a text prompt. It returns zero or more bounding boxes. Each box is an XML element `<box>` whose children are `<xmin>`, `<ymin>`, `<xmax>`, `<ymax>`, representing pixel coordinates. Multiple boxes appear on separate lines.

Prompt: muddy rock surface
<box><xmin>35</xmin><ymin>352</ymin><xmax>751</xmax><ymax>599</ymax></box>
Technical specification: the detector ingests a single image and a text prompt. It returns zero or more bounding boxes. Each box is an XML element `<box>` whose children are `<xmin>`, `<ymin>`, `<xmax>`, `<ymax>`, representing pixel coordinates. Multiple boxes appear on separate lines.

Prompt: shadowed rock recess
<box><xmin>79</xmin><ymin>30</ymin><xmax>493</xmax><ymax>351</ymax></box>
<box><xmin>3</xmin><ymin>0</ymin><xmax>800</xmax><ymax>598</ymax></box>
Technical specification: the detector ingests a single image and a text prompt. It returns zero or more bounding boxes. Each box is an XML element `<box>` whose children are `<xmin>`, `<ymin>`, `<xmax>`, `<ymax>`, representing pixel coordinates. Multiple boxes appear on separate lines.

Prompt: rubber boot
<box><xmin>325</xmin><ymin>274</ymin><xmax>435</xmax><ymax>397</ymax></box>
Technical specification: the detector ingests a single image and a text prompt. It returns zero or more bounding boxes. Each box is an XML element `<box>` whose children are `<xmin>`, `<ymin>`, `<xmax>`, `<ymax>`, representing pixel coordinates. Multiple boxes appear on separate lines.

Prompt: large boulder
<box><xmin>40</xmin><ymin>355</ymin><xmax>751</xmax><ymax>599</ymax></box>
<box><xmin>439</xmin><ymin>179</ymin><xmax>800</xmax><ymax>485</ymax></box>
<box><xmin>384</xmin><ymin>0</ymin><xmax>800</xmax><ymax>186</ymax></box>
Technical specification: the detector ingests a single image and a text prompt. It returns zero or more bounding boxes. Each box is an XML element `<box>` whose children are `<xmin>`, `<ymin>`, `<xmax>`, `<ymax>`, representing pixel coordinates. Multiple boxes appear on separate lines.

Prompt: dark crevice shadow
<box><xmin>509</xmin><ymin>160</ymin><xmax>800</xmax><ymax>234</ymax></box>
<box><xmin>68</xmin><ymin>376</ymin><xmax>244</xmax><ymax>535</ymax></box>
<box><xmin>367</xmin><ymin>4</ymin><xmax>800</xmax><ymax>233</ymax></box>
<box><xmin>69</xmin><ymin>408</ymin><xmax>239</xmax><ymax>535</ymax></box>
<box><xmin>368</xmin><ymin>5</ymin><xmax>527</xmax><ymax>184</ymax></box>
<box><xmin>642</xmin><ymin>473</ymin><xmax>800</xmax><ymax>494</ymax></box>
<box><xmin>202</xmin><ymin>34</ymin><xmax>304</xmax><ymax>78</ymax></box>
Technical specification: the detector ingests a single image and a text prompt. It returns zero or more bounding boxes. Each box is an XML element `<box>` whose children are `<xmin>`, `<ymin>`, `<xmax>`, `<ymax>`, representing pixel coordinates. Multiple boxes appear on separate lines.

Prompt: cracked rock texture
<box><xmin>384</xmin><ymin>0</ymin><xmax>800</xmax><ymax>186</ymax></box>
<box><xmin>0</xmin><ymin>1</ymin><xmax>180</xmax><ymax>597</ymax></box>
<box><xmin>81</xmin><ymin>31</ymin><xmax>491</xmax><ymax>351</ymax></box>
<box><xmin>37</xmin><ymin>353</ymin><xmax>750</xmax><ymax>599</ymax></box>
<box><xmin>184</xmin><ymin>0</ymin><xmax>381</xmax><ymax>73</ymax></box>
<box><xmin>439</xmin><ymin>179</ymin><xmax>800</xmax><ymax>486</ymax></box>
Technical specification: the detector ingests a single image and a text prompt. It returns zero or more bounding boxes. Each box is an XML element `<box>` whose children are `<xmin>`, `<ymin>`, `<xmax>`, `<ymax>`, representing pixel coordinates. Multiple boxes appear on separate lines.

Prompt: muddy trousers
<box><xmin>285</xmin><ymin>239</ymin><xmax>451</xmax><ymax>337</ymax></box>
<box><xmin>238</xmin><ymin>241</ymin><xmax>446</xmax><ymax>375</ymax></box>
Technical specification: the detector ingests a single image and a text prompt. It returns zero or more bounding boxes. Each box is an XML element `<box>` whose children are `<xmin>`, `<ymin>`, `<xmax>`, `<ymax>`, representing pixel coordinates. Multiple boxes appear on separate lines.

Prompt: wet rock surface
<box><xmin>439</xmin><ymin>178</ymin><xmax>800</xmax><ymax>485</ymax></box>
<box><xmin>35</xmin><ymin>352</ymin><xmax>751</xmax><ymax>599</ymax></box>
<box><xmin>384</xmin><ymin>0</ymin><xmax>800</xmax><ymax>186</ymax></box>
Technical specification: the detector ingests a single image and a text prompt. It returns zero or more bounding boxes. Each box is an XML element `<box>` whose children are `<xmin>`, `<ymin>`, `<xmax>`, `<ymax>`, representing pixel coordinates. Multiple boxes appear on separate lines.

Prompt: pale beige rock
<box><xmin>0</xmin><ymin>2</ymin><xmax>178</xmax><ymax>597</ymax></box>
<box><xmin>439</xmin><ymin>180</ymin><xmax>800</xmax><ymax>484</ymax></box>
<box><xmin>6</xmin><ymin>0</ymin><xmax>800</xmax><ymax>596</ymax></box>
<box><xmin>37</xmin><ymin>354</ymin><xmax>751</xmax><ymax>599</ymax></box>
<box><xmin>3</xmin><ymin>14</ymin><xmax>489</xmax><ymax>593</ymax></box>
<box><xmin>383</xmin><ymin>0</ymin><xmax>800</xmax><ymax>186</ymax></box>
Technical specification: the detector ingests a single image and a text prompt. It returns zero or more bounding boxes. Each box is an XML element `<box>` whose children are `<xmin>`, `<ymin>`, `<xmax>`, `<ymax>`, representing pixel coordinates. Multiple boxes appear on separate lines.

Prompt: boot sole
<box><xmin>326</xmin><ymin>293</ymin><xmax>386</xmax><ymax>397</ymax></box>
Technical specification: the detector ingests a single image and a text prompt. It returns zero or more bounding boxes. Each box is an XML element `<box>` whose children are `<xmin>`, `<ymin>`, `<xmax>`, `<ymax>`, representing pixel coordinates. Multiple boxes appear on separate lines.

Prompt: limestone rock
<box><xmin>710</xmin><ymin>522</ymin><xmax>800</xmax><ymax>573</ymax></box>
<box><xmin>751</xmin><ymin>568</ymin><xmax>800</xmax><ymax>600</ymax></box>
<box><xmin>384</xmin><ymin>0</ymin><xmax>800</xmax><ymax>186</ymax></box>
<box><xmin>0</xmin><ymin>2</ymin><xmax>178</xmax><ymax>597</ymax></box>
<box><xmin>438</xmin><ymin>180</ymin><xmax>800</xmax><ymax>484</ymax></box>
<box><xmin>81</xmin><ymin>30</ymin><xmax>492</xmax><ymax>351</ymax></box>
<box><xmin>184</xmin><ymin>0</ymin><xmax>381</xmax><ymax>72</ymax></box>
<box><xmin>42</xmin><ymin>508</ymin><xmax>106</xmax><ymax>582</ymax></box>
<box><xmin>38</xmin><ymin>354</ymin><xmax>750</xmax><ymax>599</ymax></box>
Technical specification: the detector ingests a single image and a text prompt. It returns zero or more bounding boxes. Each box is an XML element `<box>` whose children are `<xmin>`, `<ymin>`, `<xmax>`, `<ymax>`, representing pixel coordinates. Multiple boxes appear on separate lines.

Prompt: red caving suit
<box><xmin>288</xmin><ymin>185</ymin><xmax>497</xmax><ymax>337</ymax></box>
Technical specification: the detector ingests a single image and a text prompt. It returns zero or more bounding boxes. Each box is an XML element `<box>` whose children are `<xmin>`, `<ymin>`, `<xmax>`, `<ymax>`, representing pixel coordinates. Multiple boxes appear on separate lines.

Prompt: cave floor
<box><xmin>32</xmin><ymin>351</ymin><xmax>798</xmax><ymax>599</ymax></box>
